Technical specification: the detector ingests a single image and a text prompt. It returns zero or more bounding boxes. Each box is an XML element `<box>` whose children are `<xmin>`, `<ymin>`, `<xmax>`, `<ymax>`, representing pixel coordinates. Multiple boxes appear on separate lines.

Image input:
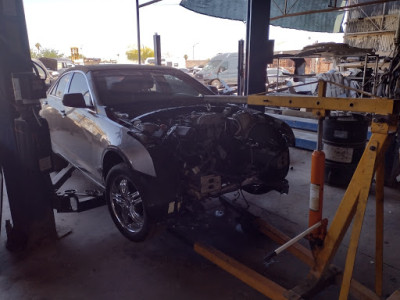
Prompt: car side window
<box><xmin>54</xmin><ymin>73</ymin><xmax>72</xmax><ymax>98</ymax></box>
<box><xmin>69</xmin><ymin>72</ymin><xmax>92</xmax><ymax>106</ymax></box>
<box><xmin>219</xmin><ymin>61</ymin><xmax>228</xmax><ymax>73</ymax></box>
<box><xmin>49</xmin><ymin>82</ymin><xmax>58</xmax><ymax>96</ymax></box>
<box><xmin>163</xmin><ymin>74</ymin><xmax>199</xmax><ymax>96</ymax></box>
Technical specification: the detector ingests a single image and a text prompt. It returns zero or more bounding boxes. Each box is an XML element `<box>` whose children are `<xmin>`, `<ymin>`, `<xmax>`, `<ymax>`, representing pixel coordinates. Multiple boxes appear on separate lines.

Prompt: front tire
<box><xmin>106</xmin><ymin>163</ymin><xmax>152</xmax><ymax>242</ymax></box>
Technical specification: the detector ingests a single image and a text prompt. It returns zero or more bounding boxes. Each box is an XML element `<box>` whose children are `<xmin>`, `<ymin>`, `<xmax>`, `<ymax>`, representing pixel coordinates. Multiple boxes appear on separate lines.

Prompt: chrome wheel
<box><xmin>110</xmin><ymin>176</ymin><xmax>144</xmax><ymax>233</ymax></box>
<box><xmin>106</xmin><ymin>163</ymin><xmax>153</xmax><ymax>242</ymax></box>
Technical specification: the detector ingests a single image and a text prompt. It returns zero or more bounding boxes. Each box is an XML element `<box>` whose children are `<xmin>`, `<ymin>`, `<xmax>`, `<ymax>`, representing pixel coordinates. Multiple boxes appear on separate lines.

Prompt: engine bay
<box><xmin>108</xmin><ymin>103</ymin><xmax>292</xmax><ymax>200</ymax></box>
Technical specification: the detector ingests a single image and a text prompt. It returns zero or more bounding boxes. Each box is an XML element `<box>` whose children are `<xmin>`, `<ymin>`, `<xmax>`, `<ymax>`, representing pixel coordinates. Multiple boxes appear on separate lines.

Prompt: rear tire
<box><xmin>106</xmin><ymin>163</ymin><xmax>152</xmax><ymax>242</ymax></box>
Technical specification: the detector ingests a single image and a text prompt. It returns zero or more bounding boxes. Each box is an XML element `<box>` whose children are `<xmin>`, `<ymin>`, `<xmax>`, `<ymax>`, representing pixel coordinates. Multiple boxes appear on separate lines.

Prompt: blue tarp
<box><xmin>179</xmin><ymin>0</ymin><xmax>345</xmax><ymax>33</ymax></box>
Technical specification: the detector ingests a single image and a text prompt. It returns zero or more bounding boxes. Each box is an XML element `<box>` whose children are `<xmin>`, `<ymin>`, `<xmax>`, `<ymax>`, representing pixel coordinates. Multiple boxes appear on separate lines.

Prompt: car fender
<box><xmin>103</xmin><ymin>141</ymin><xmax>156</xmax><ymax>178</ymax></box>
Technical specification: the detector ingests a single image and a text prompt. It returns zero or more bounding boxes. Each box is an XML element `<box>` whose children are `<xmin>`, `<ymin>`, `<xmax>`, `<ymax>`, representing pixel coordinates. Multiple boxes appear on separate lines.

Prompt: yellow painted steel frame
<box><xmin>247</xmin><ymin>89</ymin><xmax>398</xmax><ymax>299</ymax></box>
<box><xmin>313</xmin><ymin>123</ymin><xmax>390</xmax><ymax>300</ymax></box>
<box><xmin>198</xmin><ymin>88</ymin><xmax>399</xmax><ymax>299</ymax></box>
<box><xmin>247</xmin><ymin>94</ymin><xmax>397</xmax><ymax>116</ymax></box>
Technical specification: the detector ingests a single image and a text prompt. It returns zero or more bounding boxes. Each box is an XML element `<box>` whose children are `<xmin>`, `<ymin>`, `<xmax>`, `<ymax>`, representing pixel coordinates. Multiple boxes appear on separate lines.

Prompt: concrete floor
<box><xmin>0</xmin><ymin>148</ymin><xmax>399</xmax><ymax>299</ymax></box>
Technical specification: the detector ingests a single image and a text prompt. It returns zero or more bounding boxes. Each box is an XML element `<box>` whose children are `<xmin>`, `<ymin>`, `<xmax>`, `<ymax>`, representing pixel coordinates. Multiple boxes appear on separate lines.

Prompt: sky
<box><xmin>23</xmin><ymin>0</ymin><xmax>344</xmax><ymax>62</ymax></box>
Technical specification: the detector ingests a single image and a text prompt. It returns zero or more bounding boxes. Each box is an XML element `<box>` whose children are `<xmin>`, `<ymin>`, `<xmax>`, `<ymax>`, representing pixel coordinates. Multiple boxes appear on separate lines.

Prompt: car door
<box><xmin>62</xmin><ymin>71</ymin><xmax>105</xmax><ymax>178</ymax></box>
<box><xmin>41</xmin><ymin>72</ymin><xmax>73</xmax><ymax>156</ymax></box>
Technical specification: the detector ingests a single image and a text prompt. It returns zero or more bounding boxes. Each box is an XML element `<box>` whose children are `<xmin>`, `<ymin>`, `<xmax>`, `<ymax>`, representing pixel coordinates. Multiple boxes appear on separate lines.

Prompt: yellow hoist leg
<box><xmin>375</xmin><ymin>159</ymin><xmax>385</xmax><ymax>297</ymax></box>
<box><xmin>312</xmin><ymin>122</ymin><xmax>391</xmax><ymax>299</ymax></box>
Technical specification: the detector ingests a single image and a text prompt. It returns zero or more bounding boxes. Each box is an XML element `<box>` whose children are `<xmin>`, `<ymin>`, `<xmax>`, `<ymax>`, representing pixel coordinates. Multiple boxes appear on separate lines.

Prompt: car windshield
<box><xmin>92</xmin><ymin>68</ymin><xmax>210</xmax><ymax>106</ymax></box>
<box><xmin>202</xmin><ymin>60</ymin><xmax>222</xmax><ymax>72</ymax></box>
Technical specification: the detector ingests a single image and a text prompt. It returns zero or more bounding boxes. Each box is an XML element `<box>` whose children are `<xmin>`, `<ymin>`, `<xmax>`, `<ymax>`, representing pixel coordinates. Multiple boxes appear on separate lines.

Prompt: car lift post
<box><xmin>0</xmin><ymin>0</ymin><xmax>57</xmax><ymax>250</ymax></box>
<box><xmin>200</xmin><ymin>85</ymin><xmax>399</xmax><ymax>299</ymax></box>
<box><xmin>244</xmin><ymin>0</ymin><xmax>274</xmax><ymax>99</ymax></box>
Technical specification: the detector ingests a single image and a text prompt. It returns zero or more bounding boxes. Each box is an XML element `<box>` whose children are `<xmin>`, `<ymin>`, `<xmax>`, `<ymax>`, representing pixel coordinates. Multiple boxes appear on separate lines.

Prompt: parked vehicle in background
<box><xmin>39</xmin><ymin>57</ymin><xmax>75</xmax><ymax>75</ymax></box>
<box><xmin>40</xmin><ymin>64</ymin><xmax>294</xmax><ymax>242</ymax></box>
<box><xmin>178</xmin><ymin>67</ymin><xmax>191</xmax><ymax>74</ymax></box>
<box><xmin>144</xmin><ymin>57</ymin><xmax>166</xmax><ymax>65</ymax></box>
<box><xmin>195</xmin><ymin>52</ymin><xmax>238</xmax><ymax>87</ymax></box>
<box><xmin>267</xmin><ymin>67</ymin><xmax>290</xmax><ymax>85</ymax></box>
<box><xmin>192</xmin><ymin>65</ymin><xmax>204</xmax><ymax>74</ymax></box>
<box><xmin>145</xmin><ymin>57</ymin><xmax>186</xmax><ymax>69</ymax></box>
<box><xmin>195</xmin><ymin>54</ymin><xmax>291</xmax><ymax>89</ymax></box>
<box><xmin>165</xmin><ymin>57</ymin><xmax>186</xmax><ymax>69</ymax></box>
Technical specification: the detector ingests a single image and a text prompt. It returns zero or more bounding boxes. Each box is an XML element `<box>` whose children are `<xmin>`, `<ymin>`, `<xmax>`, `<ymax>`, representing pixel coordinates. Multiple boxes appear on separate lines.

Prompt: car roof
<box><xmin>63</xmin><ymin>64</ymin><xmax>216</xmax><ymax>96</ymax></box>
<box><xmin>212</xmin><ymin>52</ymin><xmax>237</xmax><ymax>59</ymax></box>
<box><xmin>68</xmin><ymin>64</ymin><xmax>179</xmax><ymax>73</ymax></box>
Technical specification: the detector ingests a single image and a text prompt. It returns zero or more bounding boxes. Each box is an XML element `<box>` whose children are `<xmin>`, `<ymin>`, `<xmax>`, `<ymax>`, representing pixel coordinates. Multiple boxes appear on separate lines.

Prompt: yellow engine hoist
<box><xmin>195</xmin><ymin>80</ymin><xmax>399</xmax><ymax>299</ymax></box>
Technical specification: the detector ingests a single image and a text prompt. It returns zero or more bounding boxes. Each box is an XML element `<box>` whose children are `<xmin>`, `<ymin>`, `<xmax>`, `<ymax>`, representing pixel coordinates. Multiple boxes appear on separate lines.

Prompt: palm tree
<box><xmin>35</xmin><ymin>43</ymin><xmax>41</xmax><ymax>54</ymax></box>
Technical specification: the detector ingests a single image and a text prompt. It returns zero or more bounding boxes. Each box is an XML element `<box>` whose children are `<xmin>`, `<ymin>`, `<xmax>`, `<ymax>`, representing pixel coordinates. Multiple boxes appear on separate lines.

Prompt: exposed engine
<box><xmin>110</xmin><ymin>104</ymin><xmax>293</xmax><ymax>200</ymax></box>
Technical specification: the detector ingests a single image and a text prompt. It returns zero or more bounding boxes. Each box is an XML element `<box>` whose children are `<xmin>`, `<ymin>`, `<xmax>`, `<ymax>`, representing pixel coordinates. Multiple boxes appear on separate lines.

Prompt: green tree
<box><xmin>30</xmin><ymin>47</ymin><xmax>64</xmax><ymax>59</ymax></box>
<box><xmin>126</xmin><ymin>46</ymin><xmax>154</xmax><ymax>63</ymax></box>
<box><xmin>40</xmin><ymin>48</ymin><xmax>64</xmax><ymax>58</ymax></box>
<box><xmin>30</xmin><ymin>48</ymin><xmax>39</xmax><ymax>58</ymax></box>
<box><xmin>184</xmin><ymin>54</ymin><xmax>188</xmax><ymax>61</ymax></box>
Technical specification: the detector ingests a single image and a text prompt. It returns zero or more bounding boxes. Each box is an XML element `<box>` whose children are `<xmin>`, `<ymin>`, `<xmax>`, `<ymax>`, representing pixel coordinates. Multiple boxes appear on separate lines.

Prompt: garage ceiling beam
<box><xmin>138</xmin><ymin>0</ymin><xmax>162</xmax><ymax>9</ymax></box>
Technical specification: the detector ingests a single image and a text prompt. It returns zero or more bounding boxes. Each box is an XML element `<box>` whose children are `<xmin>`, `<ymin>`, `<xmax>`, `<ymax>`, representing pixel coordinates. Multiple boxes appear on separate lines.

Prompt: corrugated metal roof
<box><xmin>180</xmin><ymin>0</ymin><xmax>247</xmax><ymax>21</ymax></box>
<box><xmin>179</xmin><ymin>0</ymin><xmax>345</xmax><ymax>33</ymax></box>
<box><xmin>270</xmin><ymin>0</ymin><xmax>345</xmax><ymax>32</ymax></box>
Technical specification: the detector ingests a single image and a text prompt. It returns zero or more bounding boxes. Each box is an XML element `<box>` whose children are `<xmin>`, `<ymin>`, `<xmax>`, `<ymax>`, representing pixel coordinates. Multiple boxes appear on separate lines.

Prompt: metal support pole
<box><xmin>361</xmin><ymin>54</ymin><xmax>368</xmax><ymax>97</ymax></box>
<box><xmin>373</xmin><ymin>55</ymin><xmax>379</xmax><ymax>96</ymax></box>
<box><xmin>192</xmin><ymin>42</ymin><xmax>199</xmax><ymax>60</ymax></box>
<box><xmin>153</xmin><ymin>33</ymin><xmax>161</xmax><ymax>65</ymax></box>
<box><xmin>136</xmin><ymin>0</ymin><xmax>141</xmax><ymax>64</ymax></box>
<box><xmin>244</xmin><ymin>0</ymin><xmax>274</xmax><ymax>98</ymax></box>
<box><xmin>237</xmin><ymin>39</ymin><xmax>244</xmax><ymax>96</ymax></box>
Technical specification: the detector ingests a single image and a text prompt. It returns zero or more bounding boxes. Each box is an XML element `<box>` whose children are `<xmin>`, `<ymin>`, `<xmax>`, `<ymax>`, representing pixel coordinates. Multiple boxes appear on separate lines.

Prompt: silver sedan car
<box><xmin>40</xmin><ymin>65</ymin><xmax>294</xmax><ymax>242</ymax></box>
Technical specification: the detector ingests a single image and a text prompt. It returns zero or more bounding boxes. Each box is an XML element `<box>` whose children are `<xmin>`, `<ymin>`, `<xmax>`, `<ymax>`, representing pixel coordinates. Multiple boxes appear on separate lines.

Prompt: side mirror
<box><xmin>62</xmin><ymin>93</ymin><xmax>87</xmax><ymax>108</ymax></box>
